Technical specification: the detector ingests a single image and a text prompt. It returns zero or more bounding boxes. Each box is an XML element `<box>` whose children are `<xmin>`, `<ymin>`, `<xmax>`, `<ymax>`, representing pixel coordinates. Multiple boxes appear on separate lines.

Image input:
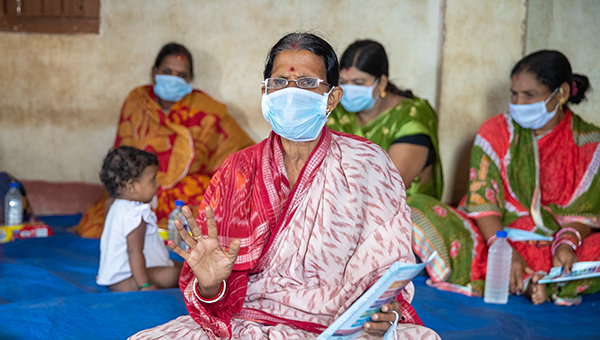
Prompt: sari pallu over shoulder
<box><xmin>180</xmin><ymin>128</ymin><xmax>421</xmax><ymax>339</ymax></box>
<box><xmin>466</xmin><ymin>110</ymin><xmax>600</xmax><ymax>233</ymax></box>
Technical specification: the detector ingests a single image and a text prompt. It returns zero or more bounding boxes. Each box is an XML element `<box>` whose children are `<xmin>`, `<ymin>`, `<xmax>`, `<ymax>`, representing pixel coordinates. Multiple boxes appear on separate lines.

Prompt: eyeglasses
<box><xmin>262</xmin><ymin>77</ymin><xmax>328</xmax><ymax>90</ymax></box>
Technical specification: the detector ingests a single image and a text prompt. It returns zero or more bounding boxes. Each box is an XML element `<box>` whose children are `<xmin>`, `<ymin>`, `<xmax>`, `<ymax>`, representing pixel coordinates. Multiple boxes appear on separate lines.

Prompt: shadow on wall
<box><xmin>448</xmin><ymin>137</ymin><xmax>474</xmax><ymax>206</ymax></box>
<box><xmin>447</xmin><ymin>80</ymin><xmax>510</xmax><ymax>206</ymax></box>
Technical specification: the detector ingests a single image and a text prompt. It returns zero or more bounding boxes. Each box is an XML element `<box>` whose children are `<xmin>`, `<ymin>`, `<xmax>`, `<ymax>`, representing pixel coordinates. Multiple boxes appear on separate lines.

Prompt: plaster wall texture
<box><xmin>438</xmin><ymin>0</ymin><xmax>528</xmax><ymax>204</ymax></box>
<box><xmin>526</xmin><ymin>0</ymin><xmax>600</xmax><ymax>126</ymax></box>
<box><xmin>0</xmin><ymin>0</ymin><xmax>443</xmax><ymax>183</ymax></box>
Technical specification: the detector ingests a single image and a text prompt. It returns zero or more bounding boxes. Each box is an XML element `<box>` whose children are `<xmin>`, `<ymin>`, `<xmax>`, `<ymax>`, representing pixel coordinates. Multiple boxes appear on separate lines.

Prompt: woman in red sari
<box><xmin>410</xmin><ymin>50</ymin><xmax>600</xmax><ymax>306</ymax></box>
<box><xmin>130</xmin><ymin>33</ymin><xmax>439</xmax><ymax>340</ymax></box>
<box><xmin>74</xmin><ymin>43</ymin><xmax>254</xmax><ymax>237</ymax></box>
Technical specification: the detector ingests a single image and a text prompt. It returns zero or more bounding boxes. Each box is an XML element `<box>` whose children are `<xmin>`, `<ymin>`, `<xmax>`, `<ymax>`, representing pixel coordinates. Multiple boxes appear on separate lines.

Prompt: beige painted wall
<box><xmin>0</xmin><ymin>0</ymin><xmax>443</xmax><ymax>183</ymax></box>
<box><xmin>1</xmin><ymin>0</ymin><xmax>598</xmax><ymax>205</ymax></box>
<box><xmin>438</xmin><ymin>0</ymin><xmax>528</xmax><ymax>204</ymax></box>
<box><xmin>526</xmin><ymin>0</ymin><xmax>600</xmax><ymax>126</ymax></box>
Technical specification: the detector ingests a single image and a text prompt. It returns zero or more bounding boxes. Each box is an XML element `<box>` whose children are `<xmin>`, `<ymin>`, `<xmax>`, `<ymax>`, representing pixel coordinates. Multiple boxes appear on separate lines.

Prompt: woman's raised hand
<box><xmin>168</xmin><ymin>205</ymin><xmax>241</xmax><ymax>297</ymax></box>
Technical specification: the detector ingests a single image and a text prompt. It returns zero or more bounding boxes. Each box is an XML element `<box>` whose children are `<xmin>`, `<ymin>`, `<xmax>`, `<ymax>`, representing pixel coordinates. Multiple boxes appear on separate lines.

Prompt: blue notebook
<box><xmin>317</xmin><ymin>252</ymin><xmax>436</xmax><ymax>340</ymax></box>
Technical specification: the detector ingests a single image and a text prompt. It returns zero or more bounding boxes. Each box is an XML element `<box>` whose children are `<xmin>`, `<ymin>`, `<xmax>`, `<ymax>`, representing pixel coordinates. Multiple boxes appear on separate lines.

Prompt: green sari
<box><xmin>326</xmin><ymin>97</ymin><xmax>443</xmax><ymax>199</ymax></box>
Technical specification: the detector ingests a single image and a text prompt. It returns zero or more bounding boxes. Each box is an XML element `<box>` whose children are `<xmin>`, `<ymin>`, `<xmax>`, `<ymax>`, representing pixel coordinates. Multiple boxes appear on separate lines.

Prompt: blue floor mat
<box><xmin>1</xmin><ymin>215</ymin><xmax>598</xmax><ymax>339</ymax></box>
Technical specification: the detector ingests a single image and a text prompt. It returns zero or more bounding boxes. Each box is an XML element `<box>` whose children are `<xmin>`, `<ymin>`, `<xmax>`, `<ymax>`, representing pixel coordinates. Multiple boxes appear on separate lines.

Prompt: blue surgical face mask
<box><xmin>509</xmin><ymin>88</ymin><xmax>559</xmax><ymax>129</ymax></box>
<box><xmin>339</xmin><ymin>80</ymin><xmax>379</xmax><ymax>113</ymax></box>
<box><xmin>261</xmin><ymin>87</ymin><xmax>333</xmax><ymax>142</ymax></box>
<box><xmin>153</xmin><ymin>74</ymin><xmax>192</xmax><ymax>102</ymax></box>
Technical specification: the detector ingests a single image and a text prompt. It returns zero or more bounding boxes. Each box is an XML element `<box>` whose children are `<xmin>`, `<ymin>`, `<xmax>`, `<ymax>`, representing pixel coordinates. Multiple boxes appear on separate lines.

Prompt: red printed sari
<box><xmin>73</xmin><ymin>86</ymin><xmax>253</xmax><ymax>238</ymax></box>
<box><xmin>410</xmin><ymin>110</ymin><xmax>600</xmax><ymax>305</ymax></box>
<box><xmin>130</xmin><ymin>128</ymin><xmax>440</xmax><ymax>339</ymax></box>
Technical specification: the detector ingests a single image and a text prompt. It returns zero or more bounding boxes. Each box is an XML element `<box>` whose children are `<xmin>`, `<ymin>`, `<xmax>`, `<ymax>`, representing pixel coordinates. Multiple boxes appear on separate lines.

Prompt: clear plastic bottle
<box><xmin>4</xmin><ymin>182</ymin><xmax>23</xmax><ymax>225</ymax></box>
<box><xmin>168</xmin><ymin>200</ymin><xmax>189</xmax><ymax>251</ymax></box>
<box><xmin>484</xmin><ymin>230</ymin><xmax>513</xmax><ymax>304</ymax></box>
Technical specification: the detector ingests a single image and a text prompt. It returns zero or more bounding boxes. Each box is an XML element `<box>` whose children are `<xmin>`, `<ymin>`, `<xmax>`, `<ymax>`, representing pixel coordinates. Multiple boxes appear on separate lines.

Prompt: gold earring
<box><xmin>380</xmin><ymin>89</ymin><xmax>387</xmax><ymax>98</ymax></box>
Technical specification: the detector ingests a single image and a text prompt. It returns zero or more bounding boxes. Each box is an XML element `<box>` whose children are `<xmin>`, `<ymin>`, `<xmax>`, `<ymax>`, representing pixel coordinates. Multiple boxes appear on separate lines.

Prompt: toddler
<box><xmin>97</xmin><ymin>146</ymin><xmax>182</xmax><ymax>291</ymax></box>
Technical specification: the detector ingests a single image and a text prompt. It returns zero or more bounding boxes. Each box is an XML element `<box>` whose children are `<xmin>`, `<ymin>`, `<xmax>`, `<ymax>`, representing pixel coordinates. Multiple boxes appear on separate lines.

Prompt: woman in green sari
<box><xmin>326</xmin><ymin>40</ymin><xmax>443</xmax><ymax>198</ymax></box>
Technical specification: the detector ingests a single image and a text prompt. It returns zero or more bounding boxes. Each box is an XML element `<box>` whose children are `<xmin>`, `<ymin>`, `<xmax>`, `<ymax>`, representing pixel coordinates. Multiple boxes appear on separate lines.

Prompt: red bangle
<box><xmin>193</xmin><ymin>278</ymin><xmax>226</xmax><ymax>304</ymax></box>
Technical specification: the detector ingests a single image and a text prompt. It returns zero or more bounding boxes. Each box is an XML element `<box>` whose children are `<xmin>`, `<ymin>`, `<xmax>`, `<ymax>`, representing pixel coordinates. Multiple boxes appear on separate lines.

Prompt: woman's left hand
<box><xmin>553</xmin><ymin>244</ymin><xmax>578</xmax><ymax>274</ymax></box>
<box><xmin>363</xmin><ymin>298</ymin><xmax>402</xmax><ymax>337</ymax></box>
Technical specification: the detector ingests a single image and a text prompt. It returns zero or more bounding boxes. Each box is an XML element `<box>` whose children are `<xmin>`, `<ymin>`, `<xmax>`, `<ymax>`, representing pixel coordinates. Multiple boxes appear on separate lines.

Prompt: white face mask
<box><xmin>509</xmin><ymin>88</ymin><xmax>559</xmax><ymax>129</ymax></box>
<box><xmin>339</xmin><ymin>80</ymin><xmax>379</xmax><ymax>113</ymax></box>
<box><xmin>261</xmin><ymin>87</ymin><xmax>332</xmax><ymax>142</ymax></box>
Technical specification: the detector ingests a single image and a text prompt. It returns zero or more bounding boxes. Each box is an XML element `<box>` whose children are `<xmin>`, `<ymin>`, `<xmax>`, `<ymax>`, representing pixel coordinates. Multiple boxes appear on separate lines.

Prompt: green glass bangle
<box><xmin>138</xmin><ymin>281</ymin><xmax>153</xmax><ymax>290</ymax></box>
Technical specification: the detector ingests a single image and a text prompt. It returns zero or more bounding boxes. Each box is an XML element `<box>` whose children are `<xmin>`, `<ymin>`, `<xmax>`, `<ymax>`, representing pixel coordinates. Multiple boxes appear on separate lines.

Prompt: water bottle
<box><xmin>484</xmin><ymin>230</ymin><xmax>512</xmax><ymax>304</ymax></box>
<box><xmin>168</xmin><ymin>200</ymin><xmax>189</xmax><ymax>251</ymax></box>
<box><xmin>4</xmin><ymin>182</ymin><xmax>24</xmax><ymax>226</ymax></box>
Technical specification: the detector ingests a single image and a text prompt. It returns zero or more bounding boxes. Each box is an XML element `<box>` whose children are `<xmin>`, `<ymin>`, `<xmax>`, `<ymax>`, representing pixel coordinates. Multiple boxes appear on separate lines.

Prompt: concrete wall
<box><xmin>1</xmin><ymin>0</ymin><xmax>599</xmax><ymax>204</ymax></box>
<box><xmin>0</xmin><ymin>0</ymin><xmax>443</xmax><ymax>183</ymax></box>
<box><xmin>526</xmin><ymin>0</ymin><xmax>600</xmax><ymax>126</ymax></box>
<box><xmin>438</xmin><ymin>0</ymin><xmax>528</xmax><ymax>204</ymax></box>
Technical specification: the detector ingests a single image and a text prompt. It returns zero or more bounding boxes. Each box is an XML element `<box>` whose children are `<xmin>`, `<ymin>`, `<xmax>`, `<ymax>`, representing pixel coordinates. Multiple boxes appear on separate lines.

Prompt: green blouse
<box><xmin>327</xmin><ymin>96</ymin><xmax>443</xmax><ymax>199</ymax></box>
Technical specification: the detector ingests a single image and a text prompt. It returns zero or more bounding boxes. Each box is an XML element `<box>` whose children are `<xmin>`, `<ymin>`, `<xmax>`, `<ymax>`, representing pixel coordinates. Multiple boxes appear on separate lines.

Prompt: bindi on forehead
<box><xmin>516</xmin><ymin>74</ymin><xmax>520</xmax><ymax>80</ymax></box>
<box><xmin>290</xmin><ymin>67</ymin><xmax>295</xmax><ymax>71</ymax></box>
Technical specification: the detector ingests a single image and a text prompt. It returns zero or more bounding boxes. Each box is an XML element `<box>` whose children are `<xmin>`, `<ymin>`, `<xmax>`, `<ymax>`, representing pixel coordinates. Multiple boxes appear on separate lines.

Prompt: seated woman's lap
<box><xmin>128</xmin><ymin>315</ymin><xmax>440</xmax><ymax>340</ymax></box>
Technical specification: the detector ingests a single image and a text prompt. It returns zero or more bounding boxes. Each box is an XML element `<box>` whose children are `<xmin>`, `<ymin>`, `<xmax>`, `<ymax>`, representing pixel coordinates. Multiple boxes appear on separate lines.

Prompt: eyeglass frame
<box><xmin>262</xmin><ymin>77</ymin><xmax>330</xmax><ymax>90</ymax></box>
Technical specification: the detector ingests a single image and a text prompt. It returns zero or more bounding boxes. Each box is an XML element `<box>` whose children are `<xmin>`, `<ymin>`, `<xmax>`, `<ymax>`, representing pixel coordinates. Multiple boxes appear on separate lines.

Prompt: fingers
<box><xmin>175</xmin><ymin>219</ymin><xmax>196</xmax><ymax>250</ymax></box>
<box><xmin>363</xmin><ymin>321</ymin><xmax>388</xmax><ymax>336</ymax></box>
<box><xmin>509</xmin><ymin>265</ymin><xmax>518</xmax><ymax>294</ymax></box>
<box><xmin>509</xmin><ymin>262</ymin><xmax>524</xmax><ymax>294</ymax></box>
<box><xmin>564</xmin><ymin>258</ymin><xmax>576</xmax><ymax>274</ymax></box>
<box><xmin>515</xmin><ymin>265</ymin><xmax>524</xmax><ymax>293</ymax></box>
<box><xmin>364</xmin><ymin>303</ymin><xmax>401</xmax><ymax>336</ymax></box>
<box><xmin>364</xmin><ymin>306</ymin><xmax>399</xmax><ymax>336</ymax></box>
<box><xmin>227</xmin><ymin>238</ymin><xmax>241</xmax><ymax>258</ymax></box>
<box><xmin>167</xmin><ymin>238</ymin><xmax>189</xmax><ymax>260</ymax></box>
<box><xmin>182</xmin><ymin>205</ymin><xmax>202</xmax><ymax>238</ymax></box>
<box><xmin>205</xmin><ymin>206</ymin><xmax>218</xmax><ymax>239</ymax></box>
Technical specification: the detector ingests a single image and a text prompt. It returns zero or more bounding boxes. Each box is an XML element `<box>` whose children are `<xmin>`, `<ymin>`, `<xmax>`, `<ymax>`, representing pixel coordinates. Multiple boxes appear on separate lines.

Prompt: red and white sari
<box><xmin>130</xmin><ymin>128</ymin><xmax>440</xmax><ymax>339</ymax></box>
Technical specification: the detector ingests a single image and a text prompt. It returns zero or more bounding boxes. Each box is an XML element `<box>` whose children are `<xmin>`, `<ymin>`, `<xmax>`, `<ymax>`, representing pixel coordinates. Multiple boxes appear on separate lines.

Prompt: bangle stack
<box><xmin>551</xmin><ymin>227</ymin><xmax>583</xmax><ymax>256</ymax></box>
<box><xmin>193</xmin><ymin>277</ymin><xmax>226</xmax><ymax>304</ymax></box>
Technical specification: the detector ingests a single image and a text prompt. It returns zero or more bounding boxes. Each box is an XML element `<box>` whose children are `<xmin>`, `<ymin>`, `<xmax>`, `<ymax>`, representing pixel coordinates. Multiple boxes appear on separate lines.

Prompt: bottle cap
<box><xmin>496</xmin><ymin>230</ymin><xmax>507</xmax><ymax>238</ymax></box>
<box><xmin>175</xmin><ymin>200</ymin><xmax>184</xmax><ymax>207</ymax></box>
<box><xmin>9</xmin><ymin>182</ymin><xmax>18</xmax><ymax>189</ymax></box>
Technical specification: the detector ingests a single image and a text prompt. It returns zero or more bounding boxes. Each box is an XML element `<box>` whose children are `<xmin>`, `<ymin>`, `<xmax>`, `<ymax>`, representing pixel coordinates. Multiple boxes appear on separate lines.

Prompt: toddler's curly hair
<box><xmin>100</xmin><ymin>146</ymin><xmax>159</xmax><ymax>197</ymax></box>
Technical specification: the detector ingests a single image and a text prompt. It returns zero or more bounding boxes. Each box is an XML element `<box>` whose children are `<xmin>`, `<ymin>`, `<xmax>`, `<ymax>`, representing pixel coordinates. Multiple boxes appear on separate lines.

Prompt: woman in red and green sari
<box><xmin>74</xmin><ymin>43</ymin><xmax>254</xmax><ymax>238</ymax></box>
<box><xmin>326</xmin><ymin>40</ymin><xmax>443</xmax><ymax>199</ymax></box>
<box><xmin>410</xmin><ymin>50</ymin><xmax>600</xmax><ymax>306</ymax></box>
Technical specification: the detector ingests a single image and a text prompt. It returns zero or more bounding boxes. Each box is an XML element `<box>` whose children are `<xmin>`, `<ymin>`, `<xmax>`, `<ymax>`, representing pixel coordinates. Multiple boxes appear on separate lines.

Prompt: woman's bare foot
<box><xmin>524</xmin><ymin>272</ymin><xmax>546</xmax><ymax>305</ymax></box>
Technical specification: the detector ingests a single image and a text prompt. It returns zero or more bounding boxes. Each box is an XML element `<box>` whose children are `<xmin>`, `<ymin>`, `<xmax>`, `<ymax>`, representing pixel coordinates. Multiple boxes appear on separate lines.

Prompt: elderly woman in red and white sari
<box><xmin>130</xmin><ymin>33</ymin><xmax>440</xmax><ymax>340</ymax></box>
